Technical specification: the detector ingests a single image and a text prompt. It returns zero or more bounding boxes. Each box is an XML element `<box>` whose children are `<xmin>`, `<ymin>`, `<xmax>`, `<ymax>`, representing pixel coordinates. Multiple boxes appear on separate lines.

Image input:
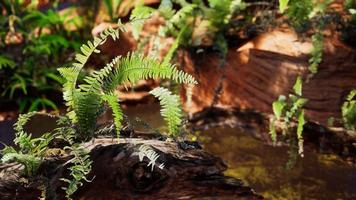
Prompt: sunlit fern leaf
<box><xmin>149</xmin><ymin>87</ymin><xmax>183</xmax><ymax>137</ymax></box>
<box><xmin>0</xmin><ymin>55</ymin><xmax>15</xmax><ymax>70</ymax></box>
<box><xmin>101</xmin><ymin>93</ymin><xmax>123</xmax><ymax>138</ymax></box>
<box><xmin>163</xmin><ymin>3</ymin><xmax>197</xmax><ymax>36</ymax></box>
<box><xmin>80</xmin><ymin>56</ymin><xmax>121</xmax><ymax>93</ymax></box>
<box><xmin>102</xmin><ymin>52</ymin><xmax>197</xmax><ymax>93</ymax></box>
<box><xmin>130</xmin><ymin>5</ymin><xmax>155</xmax><ymax>40</ymax></box>
<box><xmin>137</xmin><ymin>144</ymin><xmax>165</xmax><ymax>171</ymax></box>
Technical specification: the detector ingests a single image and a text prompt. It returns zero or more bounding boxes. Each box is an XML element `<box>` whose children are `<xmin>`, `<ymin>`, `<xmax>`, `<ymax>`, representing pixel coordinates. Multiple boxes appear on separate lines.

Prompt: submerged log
<box><xmin>0</xmin><ymin>137</ymin><xmax>263</xmax><ymax>200</ymax></box>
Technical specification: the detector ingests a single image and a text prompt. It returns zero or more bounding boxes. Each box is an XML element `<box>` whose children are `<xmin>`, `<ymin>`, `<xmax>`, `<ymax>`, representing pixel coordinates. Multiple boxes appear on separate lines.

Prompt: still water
<box><xmin>0</xmin><ymin>103</ymin><xmax>355</xmax><ymax>199</ymax></box>
<box><xmin>123</xmin><ymin>104</ymin><xmax>356</xmax><ymax>200</ymax></box>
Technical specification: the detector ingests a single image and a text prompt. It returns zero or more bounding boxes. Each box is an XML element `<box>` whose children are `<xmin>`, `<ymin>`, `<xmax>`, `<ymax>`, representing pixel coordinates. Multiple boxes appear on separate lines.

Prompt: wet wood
<box><xmin>0</xmin><ymin>137</ymin><xmax>263</xmax><ymax>200</ymax></box>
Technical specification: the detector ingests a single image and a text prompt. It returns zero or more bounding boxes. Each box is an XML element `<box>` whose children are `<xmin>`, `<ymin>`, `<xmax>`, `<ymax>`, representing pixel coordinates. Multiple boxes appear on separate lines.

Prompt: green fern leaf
<box><xmin>0</xmin><ymin>55</ymin><xmax>15</xmax><ymax>70</ymax></box>
<box><xmin>149</xmin><ymin>87</ymin><xmax>183</xmax><ymax>137</ymax></box>
<box><xmin>73</xmin><ymin>92</ymin><xmax>102</xmax><ymax>140</ymax></box>
<box><xmin>101</xmin><ymin>93</ymin><xmax>123</xmax><ymax>138</ymax></box>
<box><xmin>102</xmin><ymin>52</ymin><xmax>197</xmax><ymax>93</ymax></box>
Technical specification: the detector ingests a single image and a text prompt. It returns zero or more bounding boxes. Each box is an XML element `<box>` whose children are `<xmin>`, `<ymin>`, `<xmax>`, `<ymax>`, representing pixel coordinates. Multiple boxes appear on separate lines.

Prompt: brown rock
<box><xmin>180</xmin><ymin>29</ymin><xmax>356</xmax><ymax>127</ymax></box>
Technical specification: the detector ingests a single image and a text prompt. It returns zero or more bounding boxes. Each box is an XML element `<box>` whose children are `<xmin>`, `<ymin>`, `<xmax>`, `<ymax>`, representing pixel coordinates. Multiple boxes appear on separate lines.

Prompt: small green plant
<box><xmin>342</xmin><ymin>89</ymin><xmax>356</xmax><ymax>133</ymax></box>
<box><xmin>1</xmin><ymin>112</ymin><xmax>55</xmax><ymax>177</ymax></box>
<box><xmin>269</xmin><ymin>76</ymin><xmax>308</xmax><ymax>157</ymax></box>
<box><xmin>150</xmin><ymin>87</ymin><xmax>183</xmax><ymax>137</ymax></box>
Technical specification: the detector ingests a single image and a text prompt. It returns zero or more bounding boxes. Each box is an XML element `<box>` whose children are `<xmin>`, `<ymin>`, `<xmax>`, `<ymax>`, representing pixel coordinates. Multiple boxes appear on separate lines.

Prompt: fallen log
<box><xmin>0</xmin><ymin>137</ymin><xmax>263</xmax><ymax>200</ymax></box>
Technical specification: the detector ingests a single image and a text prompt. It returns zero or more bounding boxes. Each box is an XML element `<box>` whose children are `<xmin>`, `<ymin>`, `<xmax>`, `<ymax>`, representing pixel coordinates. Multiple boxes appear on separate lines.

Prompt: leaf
<box><xmin>279</xmin><ymin>0</ymin><xmax>290</xmax><ymax>13</ymax></box>
<box><xmin>0</xmin><ymin>55</ymin><xmax>16</xmax><ymax>69</ymax></box>
<box><xmin>272</xmin><ymin>97</ymin><xmax>286</xmax><ymax>119</ymax></box>
<box><xmin>297</xmin><ymin>110</ymin><xmax>305</xmax><ymax>156</ymax></box>
<box><xmin>149</xmin><ymin>87</ymin><xmax>183</xmax><ymax>136</ymax></box>
<box><xmin>293</xmin><ymin>76</ymin><xmax>302</xmax><ymax>96</ymax></box>
<box><xmin>297</xmin><ymin>110</ymin><xmax>305</xmax><ymax>139</ymax></box>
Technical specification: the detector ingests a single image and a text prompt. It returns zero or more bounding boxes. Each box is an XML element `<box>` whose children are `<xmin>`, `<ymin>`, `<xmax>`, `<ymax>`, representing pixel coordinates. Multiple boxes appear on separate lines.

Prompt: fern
<box><xmin>130</xmin><ymin>5</ymin><xmax>155</xmax><ymax>40</ymax></box>
<box><xmin>342</xmin><ymin>89</ymin><xmax>356</xmax><ymax>133</ymax></box>
<box><xmin>102</xmin><ymin>52</ymin><xmax>197</xmax><ymax>93</ymax></box>
<box><xmin>0</xmin><ymin>55</ymin><xmax>15</xmax><ymax>69</ymax></box>
<box><xmin>101</xmin><ymin>93</ymin><xmax>123</xmax><ymax>139</ymax></box>
<box><xmin>269</xmin><ymin>77</ymin><xmax>308</xmax><ymax>157</ymax></box>
<box><xmin>136</xmin><ymin>144</ymin><xmax>165</xmax><ymax>171</ymax></box>
<box><xmin>61</xmin><ymin>145</ymin><xmax>93</xmax><ymax>200</ymax></box>
<box><xmin>309</xmin><ymin>32</ymin><xmax>323</xmax><ymax>74</ymax></box>
<box><xmin>149</xmin><ymin>87</ymin><xmax>183</xmax><ymax>137</ymax></box>
<box><xmin>58</xmin><ymin>25</ymin><xmax>121</xmax><ymax>112</ymax></box>
<box><xmin>1</xmin><ymin>112</ymin><xmax>54</xmax><ymax>177</ymax></box>
<box><xmin>73</xmin><ymin>92</ymin><xmax>102</xmax><ymax>139</ymax></box>
<box><xmin>58</xmin><ymin>24</ymin><xmax>196</xmax><ymax>140</ymax></box>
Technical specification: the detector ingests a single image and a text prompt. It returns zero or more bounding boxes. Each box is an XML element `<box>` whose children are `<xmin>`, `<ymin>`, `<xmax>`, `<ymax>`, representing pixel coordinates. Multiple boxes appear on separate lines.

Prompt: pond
<box><xmin>124</xmin><ymin>103</ymin><xmax>356</xmax><ymax>200</ymax></box>
<box><xmin>0</xmin><ymin>103</ymin><xmax>355</xmax><ymax>199</ymax></box>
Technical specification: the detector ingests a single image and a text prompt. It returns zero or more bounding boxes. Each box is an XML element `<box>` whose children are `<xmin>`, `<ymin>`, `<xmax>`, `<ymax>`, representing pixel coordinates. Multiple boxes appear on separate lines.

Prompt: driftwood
<box><xmin>0</xmin><ymin>137</ymin><xmax>263</xmax><ymax>200</ymax></box>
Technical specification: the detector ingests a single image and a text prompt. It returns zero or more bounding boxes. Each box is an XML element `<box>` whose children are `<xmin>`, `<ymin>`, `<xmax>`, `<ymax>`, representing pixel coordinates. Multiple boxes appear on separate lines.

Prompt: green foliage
<box><xmin>342</xmin><ymin>90</ymin><xmax>356</xmax><ymax>133</ymax></box>
<box><xmin>279</xmin><ymin>0</ymin><xmax>290</xmax><ymax>13</ymax></box>
<box><xmin>269</xmin><ymin>77</ymin><xmax>308</xmax><ymax>157</ymax></box>
<box><xmin>0</xmin><ymin>2</ymin><xmax>85</xmax><ymax>112</ymax></box>
<box><xmin>285</xmin><ymin>0</ymin><xmax>314</xmax><ymax>29</ymax></box>
<box><xmin>0</xmin><ymin>55</ymin><xmax>15</xmax><ymax>69</ymax></box>
<box><xmin>130</xmin><ymin>4</ymin><xmax>155</xmax><ymax>40</ymax></box>
<box><xmin>149</xmin><ymin>87</ymin><xmax>183</xmax><ymax>137</ymax></box>
<box><xmin>103</xmin><ymin>0</ymin><xmax>124</xmax><ymax>21</ymax></box>
<box><xmin>1</xmin><ymin>112</ymin><xmax>54</xmax><ymax>177</ymax></box>
<box><xmin>309</xmin><ymin>32</ymin><xmax>323</xmax><ymax>74</ymax></box>
<box><xmin>61</xmin><ymin>145</ymin><xmax>93</xmax><ymax>200</ymax></box>
<box><xmin>102</xmin><ymin>93</ymin><xmax>123</xmax><ymax>138</ymax></box>
<box><xmin>58</xmin><ymin>24</ymin><xmax>196</xmax><ymax>141</ymax></box>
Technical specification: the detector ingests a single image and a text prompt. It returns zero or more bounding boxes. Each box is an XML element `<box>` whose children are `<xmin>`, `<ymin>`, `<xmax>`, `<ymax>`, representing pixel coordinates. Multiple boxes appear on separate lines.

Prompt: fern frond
<box><xmin>101</xmin><ymin>93</ymin><xmax>123</xmax><ymax>138</ymax></box>
<box><xmin>309</xmin><ymin>32</ymin><xmax>323</xmax><ymax>74</ymax></box>
<box><xmin>61</xmin><ymin>145</ymin><xmax>93</xmax><ymax>200</ymax></box>
<box><xmin>80</xmin><ymin>56</ymin><xmax>121</xmax><ymax>93</ymax></box>
<box><xmin>0</xmin><ymin>55</ymin><xmax>15</xmax><ymax>69</ymax></box>
<box><xmin>130</xmin><ymin>5</ymin><xmax>155</xmax><ymax>40</ymax></box>
<box><xmin>136</xmin><ymin>144</ymin><xmax>165</xmax><ymax>171</ymax></box>
<box><xmin>58</xmin><ymin>26</ymin><xmax>121</xmax><ymax>111</ymax></box>
<box><xmin>103</xmin><ymin>52</ymin><xmax>197</xmax><ymax>93</ymax></box>
<box><xmin>149</xmin><ymin>87</ymin><xmax>183</xmax><ymax>137</ymax></box>
<box><xmin>73</xmin><ymin>92</ymin><xmax>102</xmax><ymax>140</ymax></box>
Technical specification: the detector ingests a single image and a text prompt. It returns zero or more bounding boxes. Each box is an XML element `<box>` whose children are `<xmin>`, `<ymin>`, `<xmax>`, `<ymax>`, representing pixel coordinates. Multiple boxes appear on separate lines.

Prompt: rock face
<box><xmin>0</xmin><ymin>137</ymin><xmax>263</xmax><ymax>200</ymax></box>
<box><xmin>179</xmin><ymin>29</ymin><xmax>356</xmax><ymax>127</ymax></box>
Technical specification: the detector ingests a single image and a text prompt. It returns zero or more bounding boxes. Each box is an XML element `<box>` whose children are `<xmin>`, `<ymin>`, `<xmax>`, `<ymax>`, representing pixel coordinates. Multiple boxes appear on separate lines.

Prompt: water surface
<box><xmin>124</xmin><ymin>104</ymin><xmax>356</xmax><ymax>200</ymax></box>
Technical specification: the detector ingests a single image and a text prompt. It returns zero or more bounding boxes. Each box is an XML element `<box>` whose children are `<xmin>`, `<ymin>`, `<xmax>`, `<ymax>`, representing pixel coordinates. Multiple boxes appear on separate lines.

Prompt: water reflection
<box><xmin>1</xmin><ymin>103</ymin><xmax>355</xmax><ymax>199</ymax></box>
<box><xmin>198</xmin><ymin>127</ymin><xmax>356</xmax><ymax>200</ymax></box>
